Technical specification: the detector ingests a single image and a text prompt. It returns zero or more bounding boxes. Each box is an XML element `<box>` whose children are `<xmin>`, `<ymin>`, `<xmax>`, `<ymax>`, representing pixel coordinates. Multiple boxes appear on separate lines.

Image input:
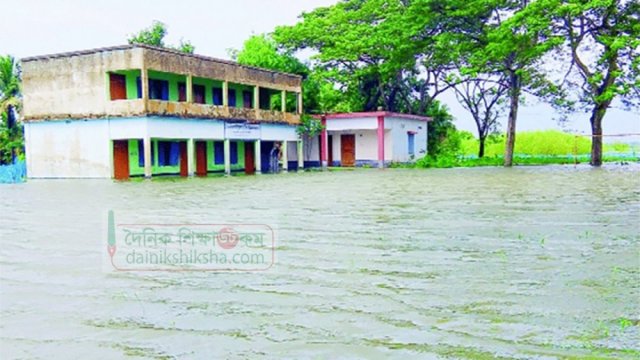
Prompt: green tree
<box><xmin>541</xmin><ymin>0</ymin><xmax>639</xmax><ymax>166</ymax></box>
<box><xmin>128</xmin><ymin>20</ymin><xmax>195</xmax><ymax>54</ymax></box>
<box><xmin>0</xmin><ymin>55</ymin><xmax>22</xmax><ymax>164</ymax></box>
<box><xmin>449</xmin><ymin>77</ymin><xmax>508</xmax><ymax>157</ymax></box>
<box><xmin>430</xmin><ymin>0</ymin><xmax>561</xmax><ymax>166</ymax></box>
<box><xmin>232</xmin><ymin>34</ymin><xmax>346</xmax><ymax>114</ymax></box>
<box><xmin>273</xmin><ymin>0</ymin><xmax>437</xmax><ymax>113</ymax></box>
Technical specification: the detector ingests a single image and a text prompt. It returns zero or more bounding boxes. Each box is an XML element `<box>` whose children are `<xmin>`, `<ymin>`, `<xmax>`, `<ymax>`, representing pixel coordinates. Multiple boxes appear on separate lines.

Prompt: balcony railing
<box><xmin>106</xmin><ymin>99</ymin><xmax>301</xmax><ymax>124</ymax></box>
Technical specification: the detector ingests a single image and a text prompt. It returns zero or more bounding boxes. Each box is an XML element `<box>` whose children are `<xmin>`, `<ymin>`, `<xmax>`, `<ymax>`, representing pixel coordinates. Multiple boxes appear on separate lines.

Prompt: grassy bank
<box><xmin>405</xmin><ymin>154</ymin><xmax>637</xmax><ymax>169</ymax></box>
<box><xmin>406</xmin><ymin>130</ymin><xmax>639</xmax><ymax>168</ymax></box>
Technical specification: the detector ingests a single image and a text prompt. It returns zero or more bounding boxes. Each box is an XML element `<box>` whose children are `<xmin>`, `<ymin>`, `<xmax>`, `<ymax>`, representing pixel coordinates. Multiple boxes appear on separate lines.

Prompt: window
<box><xmin>157</xmin><ymin>141</ymin><xmax>180</xmax><ymax>166</ymax></box>
<box><xmin>212</xmin><ymin>87</ymin><xmax>223</xmax><ymax>106</ymax></box>
<box><xmin>109</xmin><ymin>73</ymin><xmax>127</xmax><ymax>100</ymax></box>
<box><xmin>138</xmin><ymin>140</ymin><xmax>155</xmax><ymax>167</ymax></box>
<box><xmin>149</xmin><ymin>79</ymin><xmax>169</xmax><ymax>100</ymax></box>
<box><xmin>136</xmin><ymin>77</ymin><xmax>142</xmax><ymax>98</ymax></box>
<box><xmin>230</xmin><ymin>142</ymin><xmax>238</xmax><ymax>164</ymax></box>
<box><xmin>213</xmin><ymin>141</ymin><xmax>238</xmax><ymax>165</ymax></box>
<box><xmin>407</xmin><ymin>132</ymin><xmax>415</xmax><ymax>156</ymax></box>
<box><xmin>193</xmin><ymin>84</ymin><xmax>206</xmax><ymax>104</ymax></box>
<box><xmin>178</xmin><ymin>82</ymin><xmax>186</xmax><ymax>102</ymax></box>
<box><xmin>243</xmin><ymin>90</ymin><xmax>253</xmax><ymax>109</ymax></box>
<box><xmin>228</xmin><ymin>89</ymin><xmax>236</xmax><ymax>107</ymax></box>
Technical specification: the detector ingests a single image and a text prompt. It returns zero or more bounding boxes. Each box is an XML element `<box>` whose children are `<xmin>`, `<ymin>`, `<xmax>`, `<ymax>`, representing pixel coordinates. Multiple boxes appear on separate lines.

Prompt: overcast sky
<box><xmin>1</xmin><ymin>0</ymin><xmax>637</xmax><ymax>136</ymax></box>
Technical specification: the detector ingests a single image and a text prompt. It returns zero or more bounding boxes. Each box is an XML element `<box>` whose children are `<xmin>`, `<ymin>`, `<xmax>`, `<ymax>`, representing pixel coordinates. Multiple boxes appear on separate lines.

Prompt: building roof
<box><xmin>317</xmin><ymin>111</ymin><xmax>432</xmax><ymax>122</ymax></box>
<box><xmin>21</xmin><ymin>43</ymin><xmax>303</xmax><ymax>80</ymax></box>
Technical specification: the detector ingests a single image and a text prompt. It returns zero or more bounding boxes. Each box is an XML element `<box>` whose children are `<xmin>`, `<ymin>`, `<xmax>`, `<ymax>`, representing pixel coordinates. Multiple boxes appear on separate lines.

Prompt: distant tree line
<box><xmin>233</xmin><ymin>0</ymin><xmax>639</xmax><ymax>166</ymax></box>
<box><xmin>2</xmin><ymin>2</ymin><xmax>637</xmax><ymax>167</ymax></box>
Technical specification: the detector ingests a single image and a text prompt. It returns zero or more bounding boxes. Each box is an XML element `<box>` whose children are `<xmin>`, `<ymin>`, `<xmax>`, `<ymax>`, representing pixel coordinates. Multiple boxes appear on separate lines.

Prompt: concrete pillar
<box><xmin>281</xmin><ymin>90</ymin><xmax>287</xmax><ymax>113</ymax></box>
<box><xmin>186</xmin><ymin>74</ymin><xmax>193</xmax><ymax>103</ymax></box>
<box><xmin>255</xmin><ymin>140</ymin><xmax>262</xmax><ymax>174</ymax></box>
<box><xmin>320</xmin><ymin>115</ymin><xmax>328</xmax><ymax>169</ymax></box>
<box><xmin>187</xmin><ymin>138</ymin><xmax>195</xmax><ymax>176</ymax></box>
<box><xmin>224</xmin><ymin>139</ymin><xmax>231</xmax><ymax>176</ymax></box>
<box><xmin>377</xmin><ymin>115</ymin><xmax>385</xmax><ymax>169</ymax></box>
<box><xmin>253</xmin><ymin>86</ymin><xmax>259</xmax><ymax>109</ymax></box>
<box><xmin>143</xmin><ymin>137</ymin><xmax>152</xmax><ymax>178</ymax></box>
<box><xmin>297</xmin><ymin>139</ymin><xmax>304</xmax><ymax>171</ymax></box>
<box><xmin>141</xmin><ymin>67</ymin><xmax>149</xmax><ymax>112</ymax></box>
<box><xmin>281</xmin><ymin>141</ymin><xmax>288</xmax><ymax>173</ymax></box>
<box><xmin>297</xmin><ymin>92</ymin><xmax>303</xmax><ymax>114</ymax></box>
<box><xmin>222</xmin><ymin>81</ymin><xmax>228</xmax><ymax>107</ymax></box>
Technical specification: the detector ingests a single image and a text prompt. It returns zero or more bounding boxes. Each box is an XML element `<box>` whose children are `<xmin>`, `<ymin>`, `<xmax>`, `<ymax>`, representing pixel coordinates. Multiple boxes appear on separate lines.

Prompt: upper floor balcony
<box><xmin>21</xmin><ymin>44</ymin><xmax>303</xmax><ymax>124</ymax></box>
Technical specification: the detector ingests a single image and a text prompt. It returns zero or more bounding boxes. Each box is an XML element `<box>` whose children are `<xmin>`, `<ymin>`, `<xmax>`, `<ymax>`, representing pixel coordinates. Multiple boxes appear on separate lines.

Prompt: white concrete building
<box><xmin>21</xmin><ymin>44</ymin><xmax>304</xmax><ymax>179</ymax></box>
<box><xmin>304</xmin><ymin>112</ymin><xmax>430</xmax><ymax>168</ymax></box>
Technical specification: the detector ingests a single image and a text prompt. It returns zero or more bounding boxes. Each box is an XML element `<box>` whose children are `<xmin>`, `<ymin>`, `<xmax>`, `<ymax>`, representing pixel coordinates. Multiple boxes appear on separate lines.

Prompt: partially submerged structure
<box><xmin>305</xmin><ymin>112</ymin><xmax>430</xmax><ymax>168</ymax></box>
<box><xmin>21</xmin><ymin>44</ymin><xmax>304</xmax><ymax>179</ymax></box>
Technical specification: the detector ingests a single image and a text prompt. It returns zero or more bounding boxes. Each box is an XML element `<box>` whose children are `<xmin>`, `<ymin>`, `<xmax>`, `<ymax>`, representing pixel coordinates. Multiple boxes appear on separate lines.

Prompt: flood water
<box><xmin>1</xmin><ymin>166</ymin><xmax>639</xmax><ymax>359</ymax></box>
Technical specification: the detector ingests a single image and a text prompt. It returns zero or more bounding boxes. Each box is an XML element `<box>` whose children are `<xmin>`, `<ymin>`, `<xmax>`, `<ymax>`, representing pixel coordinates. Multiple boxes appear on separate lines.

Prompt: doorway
<box><xmin>113</xmin><ymin>140</ymin><xmax>129</xmax><ymax>180</ymax></box>
<box><xmin>195</xmin><ymin>141</ymin><xmax>207</xmax><ymax>176</ymax></box>
<box><xmin>340</xmin><ymin>134</ymin><xmax>355</xmax><ymax>167</ymax></box>
<box><xmin>244</xmin><ymin>141</ymin><xmax>255</xmax><ymax>175</ymax></box>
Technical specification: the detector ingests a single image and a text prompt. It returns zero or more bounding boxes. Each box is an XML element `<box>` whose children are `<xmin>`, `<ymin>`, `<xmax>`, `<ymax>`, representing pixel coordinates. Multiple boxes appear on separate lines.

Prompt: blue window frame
<box><xmin>213</xmin><ymin>141</ymin><xmax>238</xmax><ymax>165</ymax></box>
<box><xmin>157</xmin><ymin>141</ymin><xmax>180</xmax><ymax>166</ymax></box>
<box><xmin>407</xmin><ymin>133</ymin><xmax>415</xmax><ymax>156</ymax></box>
<box><xmin>214</xmin><ymin>141</ymin><xmax>224</xmax><ymax>165</ymax></box>
<box><xmin>138</xmin><ymin>140</ymin><xmax>155</xmax><ymax>167</ymax></box>
<box><xmin>212</xmin><ymin>87</ymin><xmax>223</xmax><ymax>106</ymax></box>
<box><xmin>228</xmin><ymin>89</ymin><xmax>236</xmax><ymax>107</ymax></box>
<box><xmin>230</xmin><ymin>142</ymin><xmax>238</xmax><ymax>164</ymax></box>
<box><xmin>136</xmin><ymin>77</ymin><xmax>142</xmax><ymax>99</ymax></box>
<box><xmin>149</xmin><ymin>79</ymin><xmax>169</xmax><ymax>100</ymax></box>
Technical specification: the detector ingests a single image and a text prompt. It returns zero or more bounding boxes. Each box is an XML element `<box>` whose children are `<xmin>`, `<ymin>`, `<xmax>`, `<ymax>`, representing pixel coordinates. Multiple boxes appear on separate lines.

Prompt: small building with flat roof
<box><xmin>306</xmin><ymin>112</ymin><xmax>431</xmax><ymax>168</ymax></box>
<box><xmin>21</xmin><ymin>44</ymin><xmax>305</xmax><ymax>179</ymax></box>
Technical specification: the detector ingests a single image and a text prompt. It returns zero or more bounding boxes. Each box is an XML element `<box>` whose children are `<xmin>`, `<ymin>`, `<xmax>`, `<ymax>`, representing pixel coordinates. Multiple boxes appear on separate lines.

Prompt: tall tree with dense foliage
<box><xmin>274</xmin><ymin>0</ymin><xmax>448</xmax><ymax>114</ymax></box>
<box><xmin>540</xmin><ymin>0</ymin><xmax>639</xmax><ymax>166</ymax></box>
<box><xmin>430</xmin><ymin>0</ymin><xmax>561</xmax><ymax>166</ymax></box>
<box><xmin>128</xmin><ymin>20</ymin><xmax>195</xmax><ymax>54</ymax></box>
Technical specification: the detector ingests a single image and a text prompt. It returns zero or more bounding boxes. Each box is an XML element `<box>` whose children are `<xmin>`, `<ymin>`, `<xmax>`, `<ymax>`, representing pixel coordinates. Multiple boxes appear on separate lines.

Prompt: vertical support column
<box><xmin>320</xmin><ymin>115</ymin><xmax>328</xmax><ymax>169</ymax></box>
<box><xmin>141</xmin><ymin>66</ymin><xmax>149</xmax><ymax>112</ymax></box>
<box><xmin>297</xmin><ymin>91</ymin><xmax>303</xmax><ymax>114</ymax></box>
<box><xmin>187</xmin><ymin>138</ymin><xmax>195</xmax><ymax>176</ymax></box>
<box><xmin>186</xmin><ymin>74</ymin><xmax>193</xmax><ymax>103</ymax></box>
<box><xmin>224</xmin><ymin>139</ymin><xmax>231</xmax><ymax>176</ymax></box>
<box><xmin>222</xmin><ymin>81</ymin><xmax>229</xmax><ymax>106</ymax></box>
<box><xmin>254</xmin><ymin>86</ymin><xmax>260</xmax><ymax>120</ymax></box>
<box><xmin>281</xmin><ymin>141</ymin><xmax>288</xmax><ymax>173</ymax></box>
<box><xmin>255</xmin><ymin>140</ymin><xmax>262</xmax><ymax>174</ymax></box>
<box><xmin>377</xmin><ymin>115</ymin><xmax>385</xmax><ymax>169</ymax></box>
<box><xmin>297</xmin><ymin>139</ymin><xmax>304</xmax><ymax>171</ymax></box>
<box><xmin>281</xmin><ymin>90</ymin><xmax>287</xmax><ymax>113</ymax></box>
<box><xmin>143</xmin><ymin>137</ymin><xmax>152</xmax><ymax>178</ymax></box>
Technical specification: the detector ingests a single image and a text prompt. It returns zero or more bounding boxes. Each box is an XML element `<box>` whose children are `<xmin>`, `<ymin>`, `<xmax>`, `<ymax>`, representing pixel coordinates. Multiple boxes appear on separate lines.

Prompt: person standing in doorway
<box><xmin>270</xmin><ymin>142</ymin><xmax>281</xmax><ymax>173</ymax></box>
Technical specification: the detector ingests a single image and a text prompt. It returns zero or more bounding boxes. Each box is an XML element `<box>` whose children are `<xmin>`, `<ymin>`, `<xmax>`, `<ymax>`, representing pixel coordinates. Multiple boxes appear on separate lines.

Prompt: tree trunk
<box><xmin>504</xmin><ymin>72</ymin><xmax>521</xmax><ymax>167</ymax></box>
<box><xmin>589</xmin><ymin>103</ymin><xmax>607</xmax><ymax>167</ymax></box>
<box><xmin>478</xmin><ymin>136</ymin><xmax>486</xmax><ymax>158</ymax></box>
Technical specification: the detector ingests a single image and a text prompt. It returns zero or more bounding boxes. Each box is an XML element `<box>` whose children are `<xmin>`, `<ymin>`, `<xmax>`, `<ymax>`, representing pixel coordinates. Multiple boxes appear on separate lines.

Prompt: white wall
<box><xmin>388</xmin><ymin>117</ymin><xmax>428</xmax><ymax>162</ymax></box>
<box><xmin>25</xmin><ymin>120</ymin><xmax>112</xmax><ymax>178</ymax></box>
<box><xmin>328</xmin><ymin>130</ymin><xmax>392</xmax><ymax>162</ymax></box>
<box><xmin>25</xmin><ymin>117</ymin><xmax>301</xmax><ymax>178</ymax></box>
<box><xmin>261</xmin><ymin>123</ymin><xmax>299</xmax><ymax>141</ymax></box>
<box><xmin>147</xmin><ymin>117</ymin><xmax>225</xmax><ymax>140</ymax></box>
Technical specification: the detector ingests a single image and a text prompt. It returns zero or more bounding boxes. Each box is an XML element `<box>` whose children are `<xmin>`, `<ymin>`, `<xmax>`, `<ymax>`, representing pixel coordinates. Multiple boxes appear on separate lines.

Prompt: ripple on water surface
<box><xmin>1</xmin><ymin>166</ymin><xmax>639</xmax><ymax>359</ymax></box>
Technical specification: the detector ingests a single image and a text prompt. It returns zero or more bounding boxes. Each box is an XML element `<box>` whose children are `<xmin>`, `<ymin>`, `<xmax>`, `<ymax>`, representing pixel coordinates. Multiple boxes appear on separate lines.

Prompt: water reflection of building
<box><xmin>21</xmin><ymin>44</ymin><xmax>304</xmax><ymax>179</ymax></box>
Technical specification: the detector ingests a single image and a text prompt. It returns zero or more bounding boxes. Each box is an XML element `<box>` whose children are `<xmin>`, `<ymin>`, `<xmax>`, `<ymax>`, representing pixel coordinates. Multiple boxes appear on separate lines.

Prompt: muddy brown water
<box><xmin>1</xmin><ymin>166</ymin><xmax>639</xmax><ymax>359</ymax></box>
